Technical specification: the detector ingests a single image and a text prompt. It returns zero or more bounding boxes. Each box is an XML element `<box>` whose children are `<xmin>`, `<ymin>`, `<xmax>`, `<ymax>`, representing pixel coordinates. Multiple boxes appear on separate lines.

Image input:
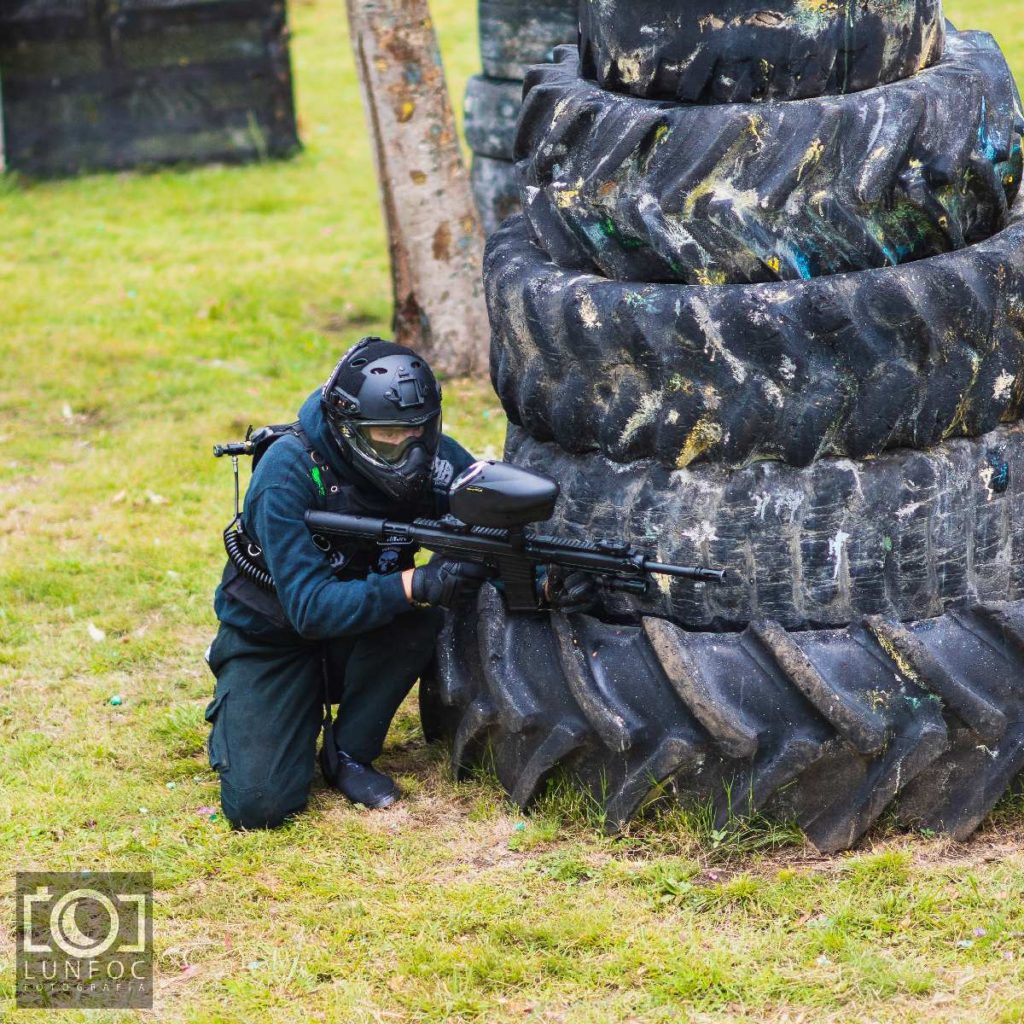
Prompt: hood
<box><xmin>298</xmin><ymin>389</ymin><xmax>449</xmax><ymax>510</ymax></box>
<box><xmin>297</xmin><ymin>389</ymin><xmax>362</xmax><ymax>485</ymax></box>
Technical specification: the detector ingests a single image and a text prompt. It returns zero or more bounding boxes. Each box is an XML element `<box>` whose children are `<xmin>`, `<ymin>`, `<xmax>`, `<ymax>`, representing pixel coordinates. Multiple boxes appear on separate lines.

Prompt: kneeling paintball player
<box><xmin>205</xmin><ymin>338</ymin><xmax>499</xmax><ymax>827</ymax></box>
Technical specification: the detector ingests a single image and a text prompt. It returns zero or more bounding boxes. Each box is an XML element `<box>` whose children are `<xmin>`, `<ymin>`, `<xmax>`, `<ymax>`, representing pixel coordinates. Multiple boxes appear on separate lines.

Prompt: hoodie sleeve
<box><xmin>244</xmin><ymin>442</ymin><xmax>411</xmax><ymax>640</ymax></box>
<box><xmin>445</xmin><ymin>437</ymin><xmax>477</xmax><ymax>477</ymax></box>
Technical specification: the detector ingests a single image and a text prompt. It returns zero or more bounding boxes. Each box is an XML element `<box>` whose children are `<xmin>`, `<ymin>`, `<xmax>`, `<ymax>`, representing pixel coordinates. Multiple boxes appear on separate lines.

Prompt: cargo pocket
<box><xmin>205</xmin><ymin>690</ymin><xmax>230</xmax><ymax>772</ymax></box>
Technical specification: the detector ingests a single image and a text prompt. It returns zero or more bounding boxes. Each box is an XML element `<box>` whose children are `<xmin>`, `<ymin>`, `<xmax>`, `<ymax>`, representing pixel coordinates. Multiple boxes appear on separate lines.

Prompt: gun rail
<box><xmin>304</xmin><ymin>510</ymin><xmax>726</xmax><ymax>610</ymax></box>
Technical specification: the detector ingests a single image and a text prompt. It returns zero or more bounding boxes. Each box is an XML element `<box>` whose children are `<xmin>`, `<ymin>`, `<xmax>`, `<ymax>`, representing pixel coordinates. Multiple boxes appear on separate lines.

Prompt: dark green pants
<box><xmin>205</xmin><ymin>608</ymin><xmax>444</xmax><ymax>829</ymax></box>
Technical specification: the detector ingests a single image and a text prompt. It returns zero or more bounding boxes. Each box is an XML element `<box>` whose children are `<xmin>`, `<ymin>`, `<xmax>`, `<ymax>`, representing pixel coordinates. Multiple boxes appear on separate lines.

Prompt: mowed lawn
<box><xmin>2</xmin><ymin>2</ymin><xmax>1024</xmax><ymax>1021</ymax></box>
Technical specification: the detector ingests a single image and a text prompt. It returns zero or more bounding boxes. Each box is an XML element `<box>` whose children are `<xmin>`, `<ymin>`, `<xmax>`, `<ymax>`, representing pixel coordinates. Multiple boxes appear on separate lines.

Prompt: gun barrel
<box><xmin>304</xmin><ymin>511</ymin><xmax>728</xmax><ymax>588</ymax></box>
<box><xmin>306</xmin><ymin>511</ymin><xmax>391</xmax><ymax>540</ymax></box>
<box><xmin>645</xmin><ymin>561</ymin><xmax>727</xmax><ymax>584</ymax></box>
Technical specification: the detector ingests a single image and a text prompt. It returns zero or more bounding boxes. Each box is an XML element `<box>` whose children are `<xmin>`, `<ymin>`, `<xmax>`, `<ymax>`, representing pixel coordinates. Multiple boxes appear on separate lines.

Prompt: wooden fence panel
<box><xmin>0</xmin><ymin>0</ymin><xmax>299</xmax><ymax>176</ymax></box>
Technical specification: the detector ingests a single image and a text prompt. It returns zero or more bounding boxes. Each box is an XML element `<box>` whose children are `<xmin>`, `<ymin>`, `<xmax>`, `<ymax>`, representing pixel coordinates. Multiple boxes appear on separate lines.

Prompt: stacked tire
<box><xmin>466</xmin><ymin>0</ymin><xmax>578</xmax><ymax>234</ymax></box>
<box><xmin>429</xmin><ymin>0</ymin><xmax>1024</xmax><ymax>853</ymax></box>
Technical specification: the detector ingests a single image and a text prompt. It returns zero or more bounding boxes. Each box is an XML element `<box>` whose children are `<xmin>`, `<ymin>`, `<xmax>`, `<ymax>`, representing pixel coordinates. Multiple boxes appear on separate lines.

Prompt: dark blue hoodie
<box><xmin>214</xmin><ymin>390</ymin><xmax>476</xmax><ymax>641</ymax></box>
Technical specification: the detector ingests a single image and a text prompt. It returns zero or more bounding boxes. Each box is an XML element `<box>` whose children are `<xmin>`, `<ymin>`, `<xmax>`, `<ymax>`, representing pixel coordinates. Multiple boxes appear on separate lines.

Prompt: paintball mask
<box><xmin>321</xmin><ymin>337</ymin><xmax>442</xmax><ymax>502</ymax></box>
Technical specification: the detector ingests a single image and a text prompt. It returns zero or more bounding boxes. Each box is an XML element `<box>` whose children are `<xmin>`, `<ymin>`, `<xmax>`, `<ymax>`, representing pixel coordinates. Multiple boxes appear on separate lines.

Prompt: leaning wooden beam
<box><xmin>345</xmin><ymin>0</ymin><xmax>490</xmax><ymax>378</ymax></box>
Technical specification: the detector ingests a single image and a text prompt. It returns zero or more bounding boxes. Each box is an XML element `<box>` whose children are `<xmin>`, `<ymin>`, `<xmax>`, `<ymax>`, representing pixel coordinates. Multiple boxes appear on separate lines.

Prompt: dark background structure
<box><xmin>0</xmin><ymin>0</ymin><xmax>299</xmax><ymax>176</ymax></box>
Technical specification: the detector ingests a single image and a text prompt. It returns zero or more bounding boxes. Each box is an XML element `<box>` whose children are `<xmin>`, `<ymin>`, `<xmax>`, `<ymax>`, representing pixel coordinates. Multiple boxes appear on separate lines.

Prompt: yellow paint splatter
<box><xmin>683</xmin><ymin>121</ymin><xmax>764</xmax><ymax>218</ymax></box>
<box><xmin>556</xmin><ymin>183</ymin><xmax>582</xmax><ymax>208</ymax></box>
<box><xmin>616</xmin><ymin>52</ymin><xmax>644</xmax><ymax>85</ymax></box>
<box><xmin>579</xmin><ymin>292</ymin><xmax>601</xmax><ymax>329</ymax></box>
<box><xmin>943</xmin><ymin>351</ymin><xmax>982</xmax><ymax>438</ymax></box>
<box><xmin>667</xmin><ymin>375</ymin><xmax>695</xmax><ymax>394</ymax></box>
<box><xmin>746</xmin><ymin>114</ymin><xmax>765</xmax><ymax>146</ymax></box>
<box><xmin>866</xmin><ymin>689</ymin><xmax>890</xmax><ymax>711</ymax></box>
<box><xmin>796</xmin><ymin>139</ymin><xmax>825</xmax><ymax>181</ymax></box>
<box><xmin>694</xmin><ymin>268</ymin><xmax>728</xmax><ymax>286</ymax></box>
<box><xmin>675</xmin><ymin>418</ymin><xmax>723</xmax><ymax>469</ymax></box>
<box><xmin>766</xmin><ymin>256</ymin><xmax>781</xmax><ymax>274</ymax></box>
<box><xmin>654</xmin><ymin>124</ymin><xmax>671</xmax><ymax>145</ymax></box>
<box><xmin>410</xmin><ymin>170</ymin><xmax>427</xmax><ymax>185</ymax></box>
<box><xmin>398</xmin><ymin>100</ymin><xmax>416</xmax><ymax>123</ymax></box>
<box><xmin>872</xmin><ymin>630</ymin><xmax>919</xmax><ymax>683</ymax></box>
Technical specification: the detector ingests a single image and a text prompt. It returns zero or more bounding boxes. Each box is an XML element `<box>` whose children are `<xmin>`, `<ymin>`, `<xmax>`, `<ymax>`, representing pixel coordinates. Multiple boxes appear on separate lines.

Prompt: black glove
<box><xmin>412</xmin><ymin>556</ymin><xmax>492</xmax><ymax>609</ymax></box>
<box><xmin>543</xmin><ymin>566</ymin><xmax>601</xmax><ymax>614</ymax></box>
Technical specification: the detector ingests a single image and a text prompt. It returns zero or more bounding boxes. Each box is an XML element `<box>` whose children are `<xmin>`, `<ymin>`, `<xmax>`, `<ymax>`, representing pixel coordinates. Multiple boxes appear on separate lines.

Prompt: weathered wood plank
<box><xmin>0</xmin><ymin>0</ymin><xmax>298</xmax><ymax>176</ymax></box>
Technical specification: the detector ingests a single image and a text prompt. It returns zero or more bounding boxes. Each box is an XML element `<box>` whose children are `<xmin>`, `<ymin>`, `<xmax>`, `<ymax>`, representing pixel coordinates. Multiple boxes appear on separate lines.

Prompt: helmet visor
<box><xmin>353</xmin><ymin>415</ymin><xmax>441</xmax><ymax>466</ymax></box>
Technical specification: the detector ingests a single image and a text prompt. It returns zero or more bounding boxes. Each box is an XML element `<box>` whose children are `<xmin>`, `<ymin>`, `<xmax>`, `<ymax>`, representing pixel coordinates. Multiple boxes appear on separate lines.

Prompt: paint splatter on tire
<box><xmin>447</xmin><ymin>0</ymin><xmax>1024</xmax><ymax>852</ymax></box>
<box><xmin>487</xmin><ymin>210</ymin><xmax>1024</xmax><ymax>468</ymax></box>
<box><xmin>423</xmin><ymin>586</ymin><xmax>1024</xmax><ymax>853</ymax></box>
<box><xmin>517</xmin><ymin>36</ymin><xmax>1023</xmax><ymax>284</ymax></box>
<box><xmin>506</xmin><ymin>425</ymin><xmax>1024</xmax><ymax>631</ymax></box>
<box><xmin>479</xmin><ymin>0</ymin><xmax>578</xmax><ymax>80</ymax></box>
<box><xmin>579</xmin><ymin>0</ymin><xmax>945</xmax><ymax>104</ymax></box>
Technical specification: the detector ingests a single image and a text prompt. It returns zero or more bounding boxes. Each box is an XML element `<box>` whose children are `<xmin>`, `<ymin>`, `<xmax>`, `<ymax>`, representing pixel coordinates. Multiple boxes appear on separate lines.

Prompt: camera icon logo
<box><xmin>16</xmin><ymin>872</ymin><xmax>153</xmax><ymax>1010</ymax></box>
<box><xmin>22</xmin><ymin>885</ymin><xmax>147</xmax><ymax>959</ymax></box>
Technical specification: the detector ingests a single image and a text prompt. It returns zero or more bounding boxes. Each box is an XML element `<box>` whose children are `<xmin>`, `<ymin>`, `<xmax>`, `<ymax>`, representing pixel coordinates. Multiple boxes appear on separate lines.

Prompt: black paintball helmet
<box><xmin>321</xmin><ymin>337</ymin><xmax>442</xmax><ymax>502</ymax></box>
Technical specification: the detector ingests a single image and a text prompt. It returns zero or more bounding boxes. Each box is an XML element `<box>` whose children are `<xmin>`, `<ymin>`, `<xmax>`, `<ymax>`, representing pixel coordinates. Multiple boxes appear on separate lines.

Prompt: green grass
<box><xmin>2</xmin><ymin>1</ymin><xmax>1024</xmax><ymax>1021</ymax></box>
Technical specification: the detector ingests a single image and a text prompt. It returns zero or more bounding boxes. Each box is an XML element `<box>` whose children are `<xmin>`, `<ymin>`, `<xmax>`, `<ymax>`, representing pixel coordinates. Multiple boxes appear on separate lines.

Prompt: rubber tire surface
<box><xmin>516</xmin><ymin>36</ymin><xmax>1024</xmax><ymax>284</ymax></box>
<box><xmin>479</xmin><ymin>0</ymin><xmax>578</xmax><ymax>80</ymax></box>
<box><xmin>578</xmin><ymin>0</ymin><xmax>945</xmax><ymax>104</ymax></box>
<box><xmin>487</xmin><ymin>211</ymin><xmax>1024</xmax><ymax>468</ymax></box>
<box><xmin>473</xmin><ymin>156</ymin><xmax>521</xmax><ymax>236</ymax></box>
<box><xmin>465</xmin><ymin>75</ymin><xmax>522</xmax><ymax>162</ymax></box>
<box><xmin>429</xmin><ymin>586</ymin><xmax>1024</xmax><ymax>852</ymax></box>
<box><xmin>507</xmin><ymin>424</ymin><xmax>1024</xmax><ymax>630</ymax></box>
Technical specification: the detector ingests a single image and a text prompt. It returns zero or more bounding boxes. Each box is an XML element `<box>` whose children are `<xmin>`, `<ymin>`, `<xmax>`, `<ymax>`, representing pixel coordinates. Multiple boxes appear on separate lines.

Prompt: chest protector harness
<box><xmin>220</xmin><ymin>422</ymin><xmax>428</xmax><ymax>629</ymax></box>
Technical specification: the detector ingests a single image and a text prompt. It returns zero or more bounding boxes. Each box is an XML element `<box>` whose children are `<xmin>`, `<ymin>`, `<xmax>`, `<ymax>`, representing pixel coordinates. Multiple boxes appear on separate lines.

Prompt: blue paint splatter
<box><xmin>977</xmin><ymin>97</ymin><xmax>998</xmax><ymax>162</ymax></box>
<box><xmin>986</xmin><ymin>448</ymin><xmax>1010</xmax><ymax>494</ymax></box>
<box><xmin>789</xmin><ymin>250</ymin><xmax>813</xmax><ymax>280</ymax></box>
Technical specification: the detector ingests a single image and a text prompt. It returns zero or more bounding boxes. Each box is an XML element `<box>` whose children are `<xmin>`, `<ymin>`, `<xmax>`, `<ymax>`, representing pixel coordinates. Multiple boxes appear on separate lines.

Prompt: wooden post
<box><xmin>346</xmin><ymin>0</ymin><xmax>491</xmax><ymax>378</ymax></box>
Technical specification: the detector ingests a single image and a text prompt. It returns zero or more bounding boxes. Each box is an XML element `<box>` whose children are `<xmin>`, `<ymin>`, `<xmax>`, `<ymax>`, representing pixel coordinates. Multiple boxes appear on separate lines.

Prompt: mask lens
<box><xmin>357</xmin><ymin>424</ymin><xmax>426</xmax><ymax>464</ymax></box>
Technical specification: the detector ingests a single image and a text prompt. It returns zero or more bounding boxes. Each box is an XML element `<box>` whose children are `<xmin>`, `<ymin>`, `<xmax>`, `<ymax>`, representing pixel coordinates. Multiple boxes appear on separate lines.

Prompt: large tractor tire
<box><xmin>577</xmin><ymin>0</ymin><xmax>945</xmax><ymax>104</ymax></box>
<box><xmin>479</xmin><ymin>0</ymin><xmax>579</xmax><ymax>80</ymax></box>
<box><xmin>455</xmin><ymin>1</ymin><xmax>1024</xmax><ymax>852</ymax></box>
<box><xmin>507</xmin><ymin>425</ymin><xmax>1024</xmax><ymax>631</ymax></box>
<box><xmin>516</xmin><ymin>36</ymin><xmax>1024</xmax><ymax>284</ymax></box>
<box><xmin>472</xmin><ymin>156</ymin><xmax>521</xmax><ymax>235</ymax></box>
<box><xmin>465</xmin><ymin>75</ymin><xmax>522</xmax><ymax>162</ymax></box>
<box><xmin>487</xmin><ymin>213</ymin><xmax>1024</xmax><ymax>469</ymax></box>
<box><xmin>421</xmin><ymin>586</ymin><xmax>1024</xmax><ymax>853</ymax></box>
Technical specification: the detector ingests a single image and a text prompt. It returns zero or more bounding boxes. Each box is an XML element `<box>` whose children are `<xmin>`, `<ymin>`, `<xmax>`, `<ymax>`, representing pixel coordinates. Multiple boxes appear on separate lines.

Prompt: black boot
<box><xmin>320</xmin><ymin>746</ymin><xmax>399</xmax><ymax>809</ymax></box>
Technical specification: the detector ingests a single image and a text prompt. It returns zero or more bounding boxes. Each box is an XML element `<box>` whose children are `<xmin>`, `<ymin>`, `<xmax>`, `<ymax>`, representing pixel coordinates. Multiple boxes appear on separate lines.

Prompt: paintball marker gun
<box><xmin>305</xmin><ymin>461</ymin><xmax>726</xmax><ymax>613</ymax></box>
